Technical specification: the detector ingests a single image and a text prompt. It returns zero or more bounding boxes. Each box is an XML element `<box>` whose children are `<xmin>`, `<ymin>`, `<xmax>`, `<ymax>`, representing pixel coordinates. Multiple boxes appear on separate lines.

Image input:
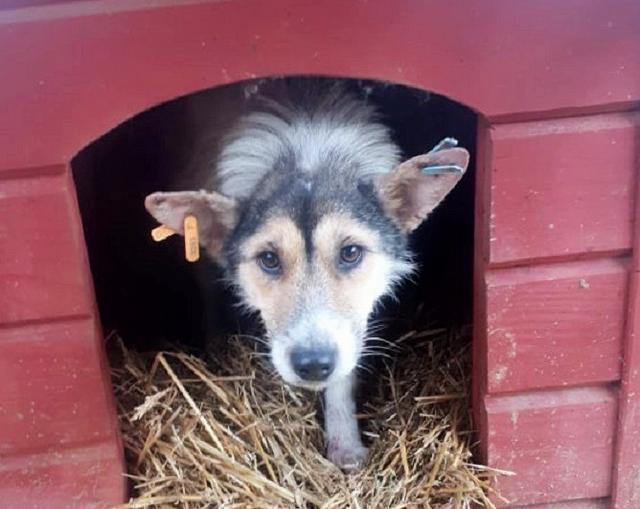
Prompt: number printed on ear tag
<box><xmin>184</xmin><ymin>215</ymin><xmax>200</xmax><ymax>262</ymax></box>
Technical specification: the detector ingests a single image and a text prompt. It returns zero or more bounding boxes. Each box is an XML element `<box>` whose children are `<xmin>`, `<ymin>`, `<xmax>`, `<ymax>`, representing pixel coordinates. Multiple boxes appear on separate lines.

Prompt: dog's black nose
<box><xmin>290</xmin><ymin>347</ymin><xmax>336</xmax><ymax>381</ymax></box>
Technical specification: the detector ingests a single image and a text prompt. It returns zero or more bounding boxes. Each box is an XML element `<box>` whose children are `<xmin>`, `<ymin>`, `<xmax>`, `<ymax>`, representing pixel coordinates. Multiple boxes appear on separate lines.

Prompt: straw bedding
<box><xmin>111</xmin><ymin>316</ymin><xmax>505</xmax><ymax>508</ymax></box>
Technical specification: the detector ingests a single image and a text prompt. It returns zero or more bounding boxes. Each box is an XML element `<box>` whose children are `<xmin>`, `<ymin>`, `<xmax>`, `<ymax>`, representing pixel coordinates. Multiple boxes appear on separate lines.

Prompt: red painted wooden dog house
<box><xmin>0</xmin><ymin>1</ymin><xmax>638</xmax><ymax>507</ymax></box>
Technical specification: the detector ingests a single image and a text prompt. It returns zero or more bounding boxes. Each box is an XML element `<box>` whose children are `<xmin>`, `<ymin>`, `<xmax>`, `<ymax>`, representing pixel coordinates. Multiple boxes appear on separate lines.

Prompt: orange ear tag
<box><xmin>183</xmin><ymin>215</ymin><xmax>200</xmax><ymax>262</ymax></box>
<box><xmin>151</xmin><ymin>224</ymin><xmax>177</xmax><ymax>242</ymax></box>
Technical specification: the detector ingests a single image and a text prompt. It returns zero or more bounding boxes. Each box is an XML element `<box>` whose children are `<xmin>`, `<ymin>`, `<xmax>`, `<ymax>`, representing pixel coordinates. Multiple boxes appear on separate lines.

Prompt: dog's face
<box><xmin>145</xmin><ymin>147</ymin><xmax>469</xmax><ymax>390</ymax></box>
<box><xmin>229</xmin><ymin>208</ymin><xmax>410</xmax><ymax>389</ymax></box>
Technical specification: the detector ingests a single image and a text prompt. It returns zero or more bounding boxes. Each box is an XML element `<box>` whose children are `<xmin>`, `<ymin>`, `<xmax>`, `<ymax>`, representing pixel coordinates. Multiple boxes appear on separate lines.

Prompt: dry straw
<box><xmin>111</xmin><ymin>322</ymin><xmax>507</xmax><ymax>508</ymax></box>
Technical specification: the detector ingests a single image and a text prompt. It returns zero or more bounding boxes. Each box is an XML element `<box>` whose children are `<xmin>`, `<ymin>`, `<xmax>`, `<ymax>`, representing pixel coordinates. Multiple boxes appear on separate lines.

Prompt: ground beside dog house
<box><xmin>1</xmin><ymin>1</ymin><xmax>639</xmax><ymax>507</ymax></box>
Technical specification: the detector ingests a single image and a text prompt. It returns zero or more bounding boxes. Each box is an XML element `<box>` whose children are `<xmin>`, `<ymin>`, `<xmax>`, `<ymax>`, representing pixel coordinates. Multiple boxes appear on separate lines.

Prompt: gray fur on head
<box><xmin>216</xmin><ymin>80</ymin><xmax>402</xmax><ymax>199</ymax></box>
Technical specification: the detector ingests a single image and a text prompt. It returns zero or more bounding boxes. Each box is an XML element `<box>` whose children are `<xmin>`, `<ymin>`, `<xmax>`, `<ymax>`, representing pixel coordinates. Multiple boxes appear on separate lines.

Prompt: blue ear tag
<box><xmin>422</xmin><ymin>137</ymin><xmax>463</xmax><ymax>174</ymax></box>
<box><xmin>429</xmin><ymin>137</ymin><xmax>459</xmax><ymax>153</ymax></box>
<box><xmin>422</xmin><ymin>164</ymin><xmax>464</xmax><ymax>175</ymax></box>
<box><xmin>421</xmin><ymin>164</ymin><xmax>465</xmax><ymax>175</ymax></box>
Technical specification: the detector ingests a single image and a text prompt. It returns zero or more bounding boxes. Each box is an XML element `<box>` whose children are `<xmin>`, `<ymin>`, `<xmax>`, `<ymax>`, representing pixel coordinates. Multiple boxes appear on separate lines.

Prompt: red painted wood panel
<box><xmin>611</xmin><ymin>138</ymin><xmax>640</xmax><ymax>507</ymax></box>
<box><xmin>485</xmin><ymin>258</ymin><xmax>627</xmax><ymax>394</ymax></box>
<box><xmin>473</xmin><ymin>119</ymin><xmax>492</xmax><ymax>458</ymax></box>
<box><xmin>488</xmin><ymin>113</ymin><xmax>638</xmax><ymax>265</ymax></box>
<box><xmin>0</xmin><ymin>0</ymin><xmax>639</xmax><ymax>171</ymax></box>
<box><xmin>0</xmin><ymin>441</ymin><xmax>125</xmax><ymax>509</ymax></box>
<box><xmin>0</xmin><ymin>167</ymin><xmax>93</xmax><ymax>324</ymax></box>
<box><xmin>512</xmin><ymin>499</ymin><xmax>608</xmax><ymax>509</ymax></box>
<box><xmin>1</xmin><ymin>0</ymin><xmax>87</xmax><ymax>9</ymax></box>
<box><xmin>0</xmin><ymin>319</ymin><xmax>120</xmax><ymax>456</ymax></box>
<box><xmin>485</xmin><ymin>385</ymin><xmax>617</xmax><ymax>506</ymax></box>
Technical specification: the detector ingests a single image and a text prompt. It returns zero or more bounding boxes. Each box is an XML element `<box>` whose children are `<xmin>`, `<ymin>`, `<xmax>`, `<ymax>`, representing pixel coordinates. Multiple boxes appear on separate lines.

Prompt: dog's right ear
<box><xmin>375</xmin><ymin>147</ymin><xmax>469</xmax><ymax>233</ymax></box>
<box><xmin>144</xmin><ymin>190</ymin><xmax>238</xmax><ymax>257</ymax></box>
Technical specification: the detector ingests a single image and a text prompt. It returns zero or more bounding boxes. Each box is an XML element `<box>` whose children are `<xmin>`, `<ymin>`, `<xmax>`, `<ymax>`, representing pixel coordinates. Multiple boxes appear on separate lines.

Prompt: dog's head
<box><xmin>145</xmin><ymin>146</ymin><xmax>469</xmax><ymax>390</ymax></box>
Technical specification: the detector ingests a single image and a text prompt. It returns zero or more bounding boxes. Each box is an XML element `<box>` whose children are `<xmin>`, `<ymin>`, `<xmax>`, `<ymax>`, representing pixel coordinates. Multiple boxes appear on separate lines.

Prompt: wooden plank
<box><xmin>611</xmin><ymin>142</ymin><xmax>640</xmax><ymax>507</ymax></box>
<box><xmin>488</xmin><ymin>113</ymin><xmax>638</xmax><ymax>265</ymax></box>
<box><xmin>511</xmin><ymin>499</ymin><xmax>609</xmax><ymax>509</ymax></box>
<box><xmin>0</xmin><ymin>0</ymin><xmax>87</xmax><ymax>9</ymax></box>
<box><xmin>485</xmin><ymin>385</ymin><xmax>617</xmax><ymax>506</ymax></box>
<box><xmin>611</xmin><ymin>271</ymin><xmax>640</xmax><ymax>508</ymax></box>
<box><xmin>0</xmin><ymin>319</ymin><xmax>120</xmax><ymax>456</ymax></box>
<box><xmin>473</xmin><ymin>119</ymin><xmax>492</xmax><ymax>459</ymax></box>
<box><xmin>0</xmin><ymin>441</ymin><xmax>125</xmax><ymax>509</ymax></box>
<box><xmin>0</xmin><ymin>167</ymin><xmax>93</xmax><ymax>324</ymax></box>
<box><xmin>485</xmin><ymin>258</ymin><xmax>627</xmax><ymax>393</ymax></box>
<box><xmin>0</xmin><ymin>0</ymin><xmax>639</xmax><ymax>171</ymax></box>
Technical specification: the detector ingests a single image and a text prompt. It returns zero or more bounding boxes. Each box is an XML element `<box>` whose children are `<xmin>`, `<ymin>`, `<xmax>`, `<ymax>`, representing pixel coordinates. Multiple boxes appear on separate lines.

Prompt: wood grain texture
<box><xmin>611</xmin><ymin>143</ymin><xmax>640</xmax><ymax>508</ymax></box>
<box><xmin>0</xmin><ymin>441</ymin><xmax>126</xmax><ymax>509</ymax></box>
<box><xmin>0</xmin><ymin>167</ymin><xmax>93</xmax><ymax>324</ymax></box>
<box><xmin>0</xmin><ymin>0</ymin><xmax>639</xmax><ymax>171</ymax></box>
<box><xmin>473</xmin><ymin>119</ymin><xmax>493</xmax><ymax>461</ymax></box>
<box><xmin>0</xmin><ymin>319</ymin><xmax>120</xmax><ymax>456</ymax></box>
<box><xmin>488</xmin><ymin>113</ymin><xmax>638</xmax><ymax>265</ymax></box>
<box><xmin>511</xmin><ymin>499</ymin><xmax>609</xmax><ymax>509</ymax></box>
<box><xmin>485</xmin><ymin>385</ymin><xmax>617</xmax><ymax>506</ymax></box>
<box><xmin>485</xmin><ymin>258</ymin><xmax>627</xmax><ymax>393</ymax></box>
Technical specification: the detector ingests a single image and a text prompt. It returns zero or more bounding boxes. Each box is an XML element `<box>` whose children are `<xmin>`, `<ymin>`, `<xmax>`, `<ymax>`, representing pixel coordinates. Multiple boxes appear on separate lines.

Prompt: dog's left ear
<box><xmin>144</xmin><ymin>190</ymin><xmax>238</xmax><ymax>257</ymax></box>
<box><xmin>375</xmin><ymin>147</ymin><xmax>470</xmax><ymax>232</ymax></box>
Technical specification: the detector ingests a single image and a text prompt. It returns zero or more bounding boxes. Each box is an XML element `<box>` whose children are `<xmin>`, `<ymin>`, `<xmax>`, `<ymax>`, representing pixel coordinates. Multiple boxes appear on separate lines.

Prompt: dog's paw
<box><xmin>327</xmin><ymin>441</ymin><xmax>369</xmax><ymax>471</ymax></box>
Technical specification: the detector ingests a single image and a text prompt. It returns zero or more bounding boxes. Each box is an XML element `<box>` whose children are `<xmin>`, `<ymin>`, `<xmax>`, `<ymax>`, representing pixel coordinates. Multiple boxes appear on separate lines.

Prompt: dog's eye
<box><xmin>339</xmin><ymin>245</ymin><xmax>363</xmax><ymax>269</ymax></box>
<box><xmin>257</xmin><ymin>250</ymin><xmax>281</xmax><ymax>275</ymax></box>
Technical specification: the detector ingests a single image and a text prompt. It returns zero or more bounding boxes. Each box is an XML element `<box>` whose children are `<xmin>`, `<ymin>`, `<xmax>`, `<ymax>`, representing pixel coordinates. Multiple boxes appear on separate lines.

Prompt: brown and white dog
<box><xmin>144</xmin><ymin>79</ymin><xmax>469</xmax><ymax>469</ymax></box>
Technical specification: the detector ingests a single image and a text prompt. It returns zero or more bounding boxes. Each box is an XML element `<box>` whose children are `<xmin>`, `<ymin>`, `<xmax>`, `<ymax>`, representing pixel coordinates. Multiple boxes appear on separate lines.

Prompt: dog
<box><xmin>144</xmin><ymin>78</ymin><xmax>469</xmax><ymax>469</ymax></box>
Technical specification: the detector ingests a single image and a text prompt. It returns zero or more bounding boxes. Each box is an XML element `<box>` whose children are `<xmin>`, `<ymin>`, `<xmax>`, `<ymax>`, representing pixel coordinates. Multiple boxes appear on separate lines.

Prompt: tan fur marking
<box><xmin>312</xmin><ymin>213</ymin><xmax>397</xmax><ymax>323</ymax></box>
<box><xmin>236</xmin><ymin>216</ymin><xmax>306</xmax><ymax>331</ymax></box>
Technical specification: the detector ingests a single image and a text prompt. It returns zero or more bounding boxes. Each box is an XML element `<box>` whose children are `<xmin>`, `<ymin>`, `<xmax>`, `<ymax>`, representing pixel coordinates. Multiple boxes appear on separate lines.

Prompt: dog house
<box><xmin>1</xmin><ymin>1</ymin><xmax>639</xmax><ymax>507</ymax></box>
